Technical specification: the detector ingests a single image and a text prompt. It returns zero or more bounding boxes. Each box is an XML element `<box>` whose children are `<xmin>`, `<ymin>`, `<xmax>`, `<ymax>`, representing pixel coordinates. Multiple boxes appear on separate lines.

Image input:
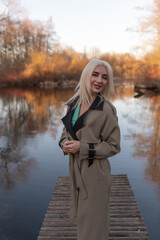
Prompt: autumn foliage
<box><xmin>0</xmin><ymin>0</ymin><xmax>160</xmax><ymax>87</ymax></box>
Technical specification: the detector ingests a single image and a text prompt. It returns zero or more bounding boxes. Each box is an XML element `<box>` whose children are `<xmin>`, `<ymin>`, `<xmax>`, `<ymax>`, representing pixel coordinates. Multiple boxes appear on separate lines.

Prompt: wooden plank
<box><xmin>37</xmin><ymin>175</ymin><xmax>149</xmax><ymax>240</ymax></box>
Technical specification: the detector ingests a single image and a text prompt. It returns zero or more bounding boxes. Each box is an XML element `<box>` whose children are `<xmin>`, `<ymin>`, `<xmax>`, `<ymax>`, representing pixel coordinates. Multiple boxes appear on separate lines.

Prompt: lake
<box><xmin>0</xmin><ymin>84</ymin><xmax>159</xmax><ymax>240</ymax></box>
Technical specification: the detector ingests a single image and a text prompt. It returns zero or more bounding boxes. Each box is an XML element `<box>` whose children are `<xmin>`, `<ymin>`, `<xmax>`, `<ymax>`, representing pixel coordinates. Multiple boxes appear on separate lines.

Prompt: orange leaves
<box><xmin>22</xmin><ymin>49</ymin><xmax>89</xmax><ymax>83</ymax></box>
<box><xmin>23</xmin><ymin>51</ymin><xmax>55</xmax><ymax>79</ymax></box>
<box><xmin>67</xmin><ymin>52</ymin><xmax>88</xmax><ymax>76</ymax></box>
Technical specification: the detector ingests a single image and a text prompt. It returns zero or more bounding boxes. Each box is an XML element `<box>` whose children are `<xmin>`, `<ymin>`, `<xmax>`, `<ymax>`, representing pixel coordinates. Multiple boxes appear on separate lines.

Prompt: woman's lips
<box><xmin>93</xmin><ymin>84</ymin><xmax>102</xmax><ymax>89</ymax></box>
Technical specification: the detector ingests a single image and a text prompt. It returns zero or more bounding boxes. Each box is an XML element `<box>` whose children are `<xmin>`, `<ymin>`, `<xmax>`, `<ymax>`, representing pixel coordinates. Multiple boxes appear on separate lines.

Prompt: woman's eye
<box><xmin>92</xmin><ymin>73</ymin><xmax>98</xmax><ymax>77</ymax></box>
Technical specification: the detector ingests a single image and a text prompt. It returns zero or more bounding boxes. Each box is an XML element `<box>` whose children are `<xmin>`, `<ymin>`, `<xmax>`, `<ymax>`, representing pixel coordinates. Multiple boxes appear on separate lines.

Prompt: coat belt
<box><xmin>69</xmin><ymin>155</ymin><xmax>88</xmax><ymax>220</ymax></box>
<box><xmin>74</xmin><ymin>158</ymin><xmax>88</xmax><ymax>200</ymax></box>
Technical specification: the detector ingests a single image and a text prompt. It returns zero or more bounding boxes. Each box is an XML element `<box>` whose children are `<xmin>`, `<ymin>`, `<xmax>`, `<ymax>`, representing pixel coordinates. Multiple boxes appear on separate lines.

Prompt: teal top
<box><xmin>72</xmin><ymin>105</ymin><xmax>80</xmax><ymax>126</ymax></box>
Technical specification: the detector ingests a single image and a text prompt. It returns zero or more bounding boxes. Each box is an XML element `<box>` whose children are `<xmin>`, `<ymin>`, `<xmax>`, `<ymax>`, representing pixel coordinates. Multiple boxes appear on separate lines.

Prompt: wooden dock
<box><xmin>37</xmin><ymin>174</ymin><xmax>149</xmax><ymax>240</ymax></box>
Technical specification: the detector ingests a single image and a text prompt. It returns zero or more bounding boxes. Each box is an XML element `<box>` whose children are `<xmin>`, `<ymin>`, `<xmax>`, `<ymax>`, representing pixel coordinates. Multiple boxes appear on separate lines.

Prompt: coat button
<box><xmin>77</xmin><ymin>187</ymin><xmax>80</xmax><ymax>191</ymax></box>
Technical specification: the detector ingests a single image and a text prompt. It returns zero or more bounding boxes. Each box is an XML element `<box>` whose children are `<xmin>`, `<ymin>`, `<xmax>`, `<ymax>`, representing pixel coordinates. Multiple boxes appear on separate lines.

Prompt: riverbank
<box><xmin>134</xmin><ymin>80</ymin><xmax>160</xmax><ymax>97</ymax></box>
<box><xmin>0</xmin><ymin>78</ymin><xmax>134</xmax><ymax>89</ymax></box>
<box><xmin>0</xmin><ymin>79</ymin><xmax>160</xmax><ymax>96</ymax></box>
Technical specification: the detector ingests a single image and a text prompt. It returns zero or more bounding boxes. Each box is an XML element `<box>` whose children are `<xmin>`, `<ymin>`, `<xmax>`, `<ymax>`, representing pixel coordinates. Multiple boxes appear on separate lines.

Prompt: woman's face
<box><xmin>90</xmin><ymin>65</ymin><xmax>108</xmax><ymax>95</ymax></box>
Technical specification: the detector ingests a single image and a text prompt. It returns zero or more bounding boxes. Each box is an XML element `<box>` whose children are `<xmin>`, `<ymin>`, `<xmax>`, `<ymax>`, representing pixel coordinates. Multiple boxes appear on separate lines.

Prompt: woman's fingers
<box><xmin>63</xmin><ymin>140</ymin><xmax>80</xmax><ymax>154</ymax></box>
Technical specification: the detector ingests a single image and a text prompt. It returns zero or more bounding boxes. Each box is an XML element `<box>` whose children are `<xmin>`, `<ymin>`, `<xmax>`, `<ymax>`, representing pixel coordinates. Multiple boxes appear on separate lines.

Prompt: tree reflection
<box><xmin>112</xmin><ymin>83</ymin><xmax>135</xmax><ymax>101</ymax></box>
<box><xmin>0</xmin><ymin>146</ymin><xmax>36</xmax><ymax>191</ymax></box>
<box><xmin>112</xmin><ymin>85</ymin><xmax>160</xmax><ymax>198</ymax></box>
<box><xmin>0</xmin><ymin>88</ymin><xmax>73</xmax><ymax>191</ymax></box>
<box><xmin>128</xmin><ymin>94</ymin><xmax>160</xmax><ymax>198</ymax></box>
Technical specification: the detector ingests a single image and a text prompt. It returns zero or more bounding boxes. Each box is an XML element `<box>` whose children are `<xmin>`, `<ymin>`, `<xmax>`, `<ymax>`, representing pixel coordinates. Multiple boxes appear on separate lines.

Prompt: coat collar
<box><xmin>61</xmin><ymin>105</ymin><xmax>78</xmax><ymax>140</ymax></box>
<box><xmin>62</xmin><ymin>94</ymin><xmax>104</xmax><ymax>139</ymax></box>
<box><xmin>90</xmin><ymin>93</ymin><xmax>104</xmax><ymax>110</ymax></box>
<box><xmin>67</xmin><ymin>93</ymin><xmax>104</xmax><ymax>110</ymax></box>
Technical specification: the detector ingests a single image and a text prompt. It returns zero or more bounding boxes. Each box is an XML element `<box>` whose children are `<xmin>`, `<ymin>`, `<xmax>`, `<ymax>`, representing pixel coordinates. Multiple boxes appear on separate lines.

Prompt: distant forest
<box><xmin>0</xmin><ymin>0</ymin><xmax>160</xmax><ymax>87</ymax></box>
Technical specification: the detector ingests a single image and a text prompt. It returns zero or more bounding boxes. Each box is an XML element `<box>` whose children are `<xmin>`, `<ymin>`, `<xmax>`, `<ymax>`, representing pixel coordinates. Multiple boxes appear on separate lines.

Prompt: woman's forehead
<box><xmin>93</xmin><ymin>65</ymin><xmax>108</xmax><ymax>74</ymax></box>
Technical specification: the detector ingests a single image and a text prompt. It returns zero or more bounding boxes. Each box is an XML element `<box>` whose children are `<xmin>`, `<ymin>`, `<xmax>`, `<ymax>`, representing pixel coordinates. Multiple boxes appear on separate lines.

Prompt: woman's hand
<box><xmin>62</xmin><ymin>140</ymin><xmax>80</xmax><ymax>154</ymax></box>
<box><xmin>62</xmin><ymin>141</ymin><xmax>69</xmax><ymax>154</ymax></box>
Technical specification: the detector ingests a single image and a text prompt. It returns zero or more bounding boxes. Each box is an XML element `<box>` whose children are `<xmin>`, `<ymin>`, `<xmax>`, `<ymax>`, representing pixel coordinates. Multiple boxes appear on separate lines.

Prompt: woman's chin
<box><xmin>91</xmin><ymin>88</ymin><xmax>101</xmax><ymax>94</ymax></box>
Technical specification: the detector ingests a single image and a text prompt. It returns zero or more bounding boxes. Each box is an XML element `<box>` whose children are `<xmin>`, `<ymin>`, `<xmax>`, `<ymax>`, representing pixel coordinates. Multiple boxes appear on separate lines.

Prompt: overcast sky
<box><xmin>22</xmin><ymin>0</ymin><xmax>153</xmax><ymax>55</ymax></box>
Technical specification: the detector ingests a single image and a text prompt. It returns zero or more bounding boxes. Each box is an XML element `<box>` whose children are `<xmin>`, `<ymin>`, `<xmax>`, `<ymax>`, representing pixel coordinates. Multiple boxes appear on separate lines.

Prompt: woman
<box><xmin>59</xmin><ymin>59</ymin><xmax>121</xmax><ymax>240</ymax></box>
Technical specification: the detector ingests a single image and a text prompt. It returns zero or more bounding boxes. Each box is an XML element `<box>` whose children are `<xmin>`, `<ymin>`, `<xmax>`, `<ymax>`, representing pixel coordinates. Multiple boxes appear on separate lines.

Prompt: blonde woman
<box><xmin>59</xmin><ymin>59</ymin><xmax>121</xmax><ymax>240</ymax></box>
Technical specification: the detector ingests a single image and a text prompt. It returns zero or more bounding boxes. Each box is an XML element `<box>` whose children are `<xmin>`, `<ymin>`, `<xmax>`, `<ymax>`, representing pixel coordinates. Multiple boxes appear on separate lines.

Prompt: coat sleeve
<box><xmin>59</xmin><ymin>126</ymin><xmax>70</xmax><ymax>156</ymax></box>
<box><xmin>59</xmin><ymin>106</ymin><xmax>69</xmax><ymax>154</ymax></box>
<box><xmin>59</xmin><ymin>126</ymin><xmax>68</xmax><ymax>148</ymax></box>
<box><xmin>79</xmin><ymin>105</ymin><xmax>121</xmax><ymax>160</ymax></box>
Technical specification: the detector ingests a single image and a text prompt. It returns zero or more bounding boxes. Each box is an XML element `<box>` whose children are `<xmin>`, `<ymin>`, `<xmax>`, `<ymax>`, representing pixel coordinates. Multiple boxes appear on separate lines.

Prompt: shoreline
<box><xmin>0</xmin><ymin>78</ymin><xmax>134</xmax><ymax>89</ymax></box>
<box><xmin>0</xmin><ymin>79</ymin><xmax>160</xmax><ymax>95</ymax></box>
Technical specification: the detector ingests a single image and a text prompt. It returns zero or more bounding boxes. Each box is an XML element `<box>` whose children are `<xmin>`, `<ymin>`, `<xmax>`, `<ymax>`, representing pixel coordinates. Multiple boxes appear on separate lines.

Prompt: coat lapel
<box><xmin>61</xmin><ymin>94</ymin><xmax>104</xmax><ymax>139</ymax></box>
<box><xmin>61</xmin><ymin>97</ymin><xmax>79</xmax><ymax>140</ymax></box>
<box><xmin>73</xmin><ymin>94</ymin><xmax>104</xmax><ymax>133</ymax></box>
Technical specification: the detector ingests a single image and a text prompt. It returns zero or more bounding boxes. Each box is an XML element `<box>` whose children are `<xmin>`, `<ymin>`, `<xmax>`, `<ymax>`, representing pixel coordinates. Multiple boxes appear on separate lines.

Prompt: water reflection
<box><xmin>0</xmin><ymin>85</ymin><xmax>159</xmax><ymax>239</ymax></box>
<box><xmin>113</xmin><ymin>84</ymin><xmax>135</xmax><ymax>100</ymax></box>
<box><xmin>114</xmin><ymin>85</ymin><xmax>160</xmax><ymax>198</ymax></box>
<box><xmin>0</xmin><ymin>86</ymin><xmax>160</xmax><ymax>193</ymax></box>
<box><xmin>0</xmin><ymin>88</ymin><xmax>73</xmax><ymax>191</ymax></box>
<box><xmin>0</xmin><ymin>146</ymin><xmax>36</xmax><ymax>191</ymax></box>
<box><xmin>131</xmin><ymin>96</ymin><xmax>160</xmax><ymax>195</ymax></box>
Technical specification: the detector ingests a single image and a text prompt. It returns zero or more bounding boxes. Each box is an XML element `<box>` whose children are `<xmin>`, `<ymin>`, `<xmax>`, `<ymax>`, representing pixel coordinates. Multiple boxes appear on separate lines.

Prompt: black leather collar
<box><xmin>62</xmin><ymin>94</ymin><xmax>104</xmax><ymax>139</ymax></box>
<box><xmin>90</xmin><ymin>94</ymin><xmax>104</xmax><ymax>110</ymax></box>
<box><xmin>67</xmin><ymin>94</ymin><xmax>104</xmax><ymax>110</ymax></box>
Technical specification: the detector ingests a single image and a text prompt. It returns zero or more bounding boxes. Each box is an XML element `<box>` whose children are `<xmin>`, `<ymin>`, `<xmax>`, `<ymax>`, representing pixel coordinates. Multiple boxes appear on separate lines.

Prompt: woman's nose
<box><xmin>96</xmin><ymin>76</ymin><xmax>102</xmax><ymax>82</ymax></box>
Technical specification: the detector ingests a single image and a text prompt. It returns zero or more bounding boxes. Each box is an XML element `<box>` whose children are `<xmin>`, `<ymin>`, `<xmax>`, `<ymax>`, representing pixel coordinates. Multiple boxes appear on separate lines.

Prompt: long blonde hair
<box><xmin>68</xmin><ymin>59</ymin><xmax>114</xmax><ymax>107</ymax></box>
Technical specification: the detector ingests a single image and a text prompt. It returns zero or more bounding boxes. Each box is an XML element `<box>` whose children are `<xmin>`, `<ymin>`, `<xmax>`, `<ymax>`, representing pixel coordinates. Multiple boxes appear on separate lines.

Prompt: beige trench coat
<box><xmin>59</xmin><ymin>94</ymin><xmax>121</xmax><ymax>240</ymax></box>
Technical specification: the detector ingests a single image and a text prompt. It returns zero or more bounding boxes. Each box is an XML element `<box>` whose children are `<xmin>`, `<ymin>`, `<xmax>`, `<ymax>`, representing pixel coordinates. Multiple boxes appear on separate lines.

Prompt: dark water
<box><xmin>0</xmin><ymin>85</ymin><xmax>159</xmax><ymax>240</ymax></box>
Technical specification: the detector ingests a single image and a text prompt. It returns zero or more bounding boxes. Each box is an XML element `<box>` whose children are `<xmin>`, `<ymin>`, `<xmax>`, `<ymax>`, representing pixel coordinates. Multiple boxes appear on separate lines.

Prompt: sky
<box><xmin>21</xmin><ymin>0</ymin><xmax>153</xmax><ymax>55</ymax></box>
